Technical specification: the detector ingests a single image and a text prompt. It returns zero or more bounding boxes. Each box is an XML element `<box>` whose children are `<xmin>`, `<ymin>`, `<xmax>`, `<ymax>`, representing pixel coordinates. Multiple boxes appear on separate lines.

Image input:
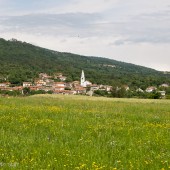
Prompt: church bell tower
<box><xmin>81</xmin><ymin>70</ymin><xmax>85</xmax><ymax>87</ymax></box>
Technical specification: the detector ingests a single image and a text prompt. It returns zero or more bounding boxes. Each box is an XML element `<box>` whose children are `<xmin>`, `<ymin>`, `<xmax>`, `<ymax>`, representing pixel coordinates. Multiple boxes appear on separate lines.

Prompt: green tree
<box><xmin>23</xmin><ymin>87</ymin><xmax>30</xmax><ymax>95</ymax></box>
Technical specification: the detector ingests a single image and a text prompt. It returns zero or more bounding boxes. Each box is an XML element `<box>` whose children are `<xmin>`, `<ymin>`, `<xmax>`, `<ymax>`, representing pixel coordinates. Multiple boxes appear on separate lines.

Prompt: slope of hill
<box><xmin>0</xmin><ymin>38</ymin><xmax>169</xmax><ymax>88</ymax></box>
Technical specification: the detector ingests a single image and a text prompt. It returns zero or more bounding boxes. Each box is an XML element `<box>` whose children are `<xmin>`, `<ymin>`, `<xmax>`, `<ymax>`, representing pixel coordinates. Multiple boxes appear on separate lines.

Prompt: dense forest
<box><xmin>0</xmin><ymin>38</ymin><xmax>170</xmax><ymax>89</ymax></box>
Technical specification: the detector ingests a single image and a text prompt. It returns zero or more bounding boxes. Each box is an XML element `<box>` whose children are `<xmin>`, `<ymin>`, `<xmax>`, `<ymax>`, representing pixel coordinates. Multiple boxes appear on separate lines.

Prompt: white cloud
<box><xmin>0</xmin><ymin>0</ymin><xmax>170</xmax><ymax>71</ymax></box>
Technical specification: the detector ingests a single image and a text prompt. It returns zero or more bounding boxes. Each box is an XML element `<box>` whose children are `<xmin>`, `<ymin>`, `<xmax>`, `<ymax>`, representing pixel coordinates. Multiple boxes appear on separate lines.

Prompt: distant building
<box><xmin>160</xmin><ymin>84</ymin><xmax>169</xmax><ymax>88</ymax></box>
<box><xmin>0</xmin><ymin>82</ymin><xmax>10</xmax><ymax>87</ymax></box>
<box><xmin>72</xmin><ymin>81</ymin><xmax>80</xmax><ymax>87</ymax></box>
<box><xmin>53</xmin><ymin>82</ymin><xmax>66</xmax><ymax>91</ymax></box>
<box><xmin>39</xmin><ymin>73</ymin><xmax>52</xmax><ymax>79</ymax></box>
<box><xmin>34</xmin><ymin>79</ymin><xmax>46</xmax><ymax>86</ymax></box>
<box><xmin>123</xmin><ymin>85</ymin><xmax>130</xmax><ymax>91</ymax></box>
<box><xmin>99</xmin><ymin>85</ymin><xmax>112</xmax><ymax>92</ymax></box>
<box><xmin>53</xmin><ymin>82</ymin><xmax>66</xmax><ymax>88</ymax></box>
<box><xmin>23</xmin><ymin>82</ymin><xmax>32</xmax><ymax>87</ymax></box>
<box><xmin>146</xmin><ymin>86</ymin><xmax>157</xmax><ymax>93</ymax></box>
<box><xmin>105</xmin><ymin>85</ymin><xmax>113</xmax><ymax>92</ymax></box>
<box><xmin>80</xmin><ymin>70</ymin><xmax>92</xmax><ymax>87</ymax></box>
<box><xmin>75</xmin><ymin>86</ymin><xmax>86</xmax><ymax>94</ymax></box>
<box><xmin>158</xmin><ymin>91</ymin><xmax>166</xmax><ymax>96</ymax></box>
<box><xmin>54</xmin><ymin>73</ymin><xmax>67</xmax><ymax>81</ymax></box>
<box><xmin>58</xmin><ymin>75</ymin><xmax>67</xmax><ymax>81</ymax></box>
<box><xmin>136</xmin><ymin>88</ymin><xmax>144</xmax><ymax>92</ymax></box>
<box><xmin>90</xmin><ymin>84</ymin><xmax>99</xmax><ymax>91</ymax></box>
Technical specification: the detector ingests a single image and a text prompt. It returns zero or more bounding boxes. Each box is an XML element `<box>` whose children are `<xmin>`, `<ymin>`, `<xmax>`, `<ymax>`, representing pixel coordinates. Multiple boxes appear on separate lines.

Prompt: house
<box><xmin>100</xmin><ymin>85</ymin><xmax>112</xmax><ymax>92</ymax></box>
<box><xmin>40</xmin><ymin>87</ymin><xmax>53</xmax><ymax>92</ymax></box>
<box><xmin>1</xmin><ymin>86</ymin><xmax>23</xmax><ymax>92</ymax></box>
<box><xmin>0</xmin><ymin>87</ymin><xmax>13</xmax><ymax>91</ymax></box>
<box><xmin>54</xmin><ymin>73</ymin><xmax>63</xmax><ymax>77</ymax></box>
<box><xmin>58</xmin><ymin>75</ymin><xmax>67</xmax><ymax>81</ymax></box>
<box><xmin>72</xmin><ymin>81</ymin><xmax>80</xmax><ymax>87</ymax></box>
<box><xmin>158</xmin><ymin>91</ymin><xmax>166</xmax><ymax>96</ymax></box>
<box><xmin>74</xmin><ymin>86</ymin><xmax>86</xmax><ymax>94</ymax></box>
<box><xmin>136</xmin><ymin>88</ymin><xmax>144</xmax><ymax>92</ymax></box>
<box><xmin>0</xmin><ymin>82</ymin><xmax>10</xmax><ymax>87</ymax></box>
<box><xmin>23</xmin><ymin>82</ymin><xmax>32</xmax><ymax>87</ymax></box>
<box><xmin>39</xmin><ymin>73</ymin><xmax>52</xmax><ymax>79</ymax></box>
<box><xmin>53</xmin><ymin>90</ymin><xmax>76</xmax><ymax>95</ymax></box>
<box><xmin>13</xmin><ymin>86</ymin><xmax>23</xmax><ymax>91</ymax></box>
<box><xmin>52</xmin><ymin>82</ymin><xmax>66</xmax><ymax>91</ymax></box>
<box><xmin>54</xmin><ymin>73</ymin><xmax>67</xmax><ymax>81</ymax></box>
<box><xmin>65</xmin><ymin>82</ymin><xmax>73</xmax><ymax>89</ymax></box>
<box><xmin>29</xmin><ymin>86</ymin><xmax>40</xmax><ymax>91</ymax></box>
<box><xmin>84</xmin><ymin>81</ymin><xmax>92</xmax><ymax>87</ymax></box>
<box><xmin>90</xmin><ymin>84</ymin><xmax>99</xmax><ymax>91</ymax></box>
<box><xmin>160</xmin><ymin>84</ymin><xmax>169</xmax><ymax>88</ymax></box>
<box><xmin>106</xmin><ymin>86</ymin><xmax>113</xmax><ymax>92</ymax></box>
<box><xmin>53</xmin><ymin>82</ymin><xmax>66</xmax><ymax>88</ymax></box>
<box><xmin>45</xmin><ymin>80</ymin><xmax>54</xmax><ymax>87</ymax></box>
<box><xmin>54</xmin><ymin>86</ymin><xmax>65</xmax><ymax>91</ymax></box>
<box><xmin>123</xmin><ymin>85</ymin><xmax>130</xmax><ymax>91</ymax></box>
<box><xmin>146</xmin><ymin>86</ymin><xmax>157</xmax><ymax>93</ymax></box>
<box><xmin>34</xmin><ymin>79</ymin><xmax>46</xmax><ymax>86</ymax></box>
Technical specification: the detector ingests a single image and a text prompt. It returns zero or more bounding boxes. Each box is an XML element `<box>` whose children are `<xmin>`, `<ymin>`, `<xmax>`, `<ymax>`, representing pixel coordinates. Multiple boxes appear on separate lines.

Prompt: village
<box><xmin>0</xmin><ymin>71</ymin><xmax>112</xmax><ymax>96</ymax></box>
<box><xmin>0</xmin><ymin>70</ymin><xmax>169</xmax><ymax>97</ymax></box>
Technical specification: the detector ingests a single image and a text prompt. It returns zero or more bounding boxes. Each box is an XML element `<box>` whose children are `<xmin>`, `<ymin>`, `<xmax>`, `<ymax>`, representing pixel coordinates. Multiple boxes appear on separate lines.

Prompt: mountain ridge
<box><xmin>0</xmin><ymin>38</ymin><xmax>169</xmax><ymax>88</ymax></box>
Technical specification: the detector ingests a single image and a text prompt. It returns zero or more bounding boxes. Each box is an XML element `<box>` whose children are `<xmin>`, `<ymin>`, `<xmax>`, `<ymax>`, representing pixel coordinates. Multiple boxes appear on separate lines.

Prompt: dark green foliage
<box><xmin>147</xmin><ymin>91</ymin><xmax>162</xmax><ymax>99</ymax></box>
<box><xmin>30</xmin><ymin>90</ymin><xmax>46</xmax><ymax>95</ymax></box>
<box><xmin>0</xmin><ymin>38</ymin><xmax>170</xmax><ymax>87</ymax></box>
<box><xmin>23</xmin><ymin>87</ymin><xmax>30</xmax><ymax>95</ymax></box>
<box><xmin>111</xmin><ymin>86</ymin><xmax>126</xmax><ymax>98</ymax></box>
<box><xmin>165</xmin><ymin>87</ymin><xmax>170</xmax><ymax>95</ymax></box>
<box><xmin>0</xmin><ymin>89</ymin><xmax>21</xmax><ymax>96</ymax></box>
<box><xmin>93</xmin><ymin>90</ymin><xmax>108</xmax><ymax>96</ymax></box>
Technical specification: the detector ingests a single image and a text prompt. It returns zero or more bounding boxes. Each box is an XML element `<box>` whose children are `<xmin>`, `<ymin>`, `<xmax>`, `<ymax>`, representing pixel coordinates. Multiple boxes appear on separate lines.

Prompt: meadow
<box><xmin>0</xmin><ymin>94</ymin><xmax>170</xmax><ymax>170</ymax></box>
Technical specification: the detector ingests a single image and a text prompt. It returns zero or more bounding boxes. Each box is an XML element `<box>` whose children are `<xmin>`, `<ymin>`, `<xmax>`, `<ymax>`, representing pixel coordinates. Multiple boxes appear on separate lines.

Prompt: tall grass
<box><xmin>0</xmin><ymin>95</ymin><xmax>170</xmax><ymax>169</ymax></box>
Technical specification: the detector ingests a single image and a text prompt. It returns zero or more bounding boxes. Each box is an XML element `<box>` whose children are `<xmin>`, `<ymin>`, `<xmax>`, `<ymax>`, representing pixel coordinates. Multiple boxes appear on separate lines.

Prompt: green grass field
<box><xmin>0</xmin><ymin>95</ymin><xmax>170</xmax><ymax>170</ymax></box>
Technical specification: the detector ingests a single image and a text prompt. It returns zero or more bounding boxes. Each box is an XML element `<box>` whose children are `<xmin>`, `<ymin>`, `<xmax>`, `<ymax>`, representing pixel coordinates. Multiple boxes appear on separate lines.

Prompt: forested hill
<box><xmin>0</xmin><ymin>38</ymin><xmax>169</xmax><ymax>88</ymax></box>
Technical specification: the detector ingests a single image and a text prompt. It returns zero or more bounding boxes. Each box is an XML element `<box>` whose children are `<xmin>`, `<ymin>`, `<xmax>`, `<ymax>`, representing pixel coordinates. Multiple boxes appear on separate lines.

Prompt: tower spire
<box><xmin>81</xmin><ymin>70</ymin><xmax>85</xmax><ymax>87</ymax></box>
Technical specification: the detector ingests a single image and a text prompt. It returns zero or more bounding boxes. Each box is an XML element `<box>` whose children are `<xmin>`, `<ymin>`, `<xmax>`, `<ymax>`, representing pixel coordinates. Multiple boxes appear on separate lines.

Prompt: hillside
<box><xmin>0</xmin><ymin>38</ymin><xmax>169</xmax><ymax>88</ymax></box>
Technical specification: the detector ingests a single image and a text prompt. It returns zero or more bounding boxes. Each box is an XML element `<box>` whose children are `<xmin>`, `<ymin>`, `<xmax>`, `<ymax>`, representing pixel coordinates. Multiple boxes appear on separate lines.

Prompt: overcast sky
<box><xmin>0</xmin><ymin>0</ymin><xmax>170</xmax><ymax>71</ymax></box>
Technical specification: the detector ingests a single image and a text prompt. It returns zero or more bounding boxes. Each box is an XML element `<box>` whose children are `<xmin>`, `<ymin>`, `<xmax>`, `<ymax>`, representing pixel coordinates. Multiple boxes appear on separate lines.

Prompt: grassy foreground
<box><xmin>0</xmin><ymin>95</ymin><xmax>170</xmax><ymax>170</ymax></box>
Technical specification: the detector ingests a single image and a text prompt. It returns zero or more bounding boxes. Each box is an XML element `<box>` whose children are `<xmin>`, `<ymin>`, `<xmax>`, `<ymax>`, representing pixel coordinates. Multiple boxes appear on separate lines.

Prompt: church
<box><xmin>80</xmin><ymin>70</ymin><xmax>92</xmax><ymax>87</ymax></box>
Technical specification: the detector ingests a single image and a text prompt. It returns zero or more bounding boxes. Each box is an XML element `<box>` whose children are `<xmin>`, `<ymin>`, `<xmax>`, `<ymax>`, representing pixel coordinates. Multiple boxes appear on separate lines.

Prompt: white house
<box><xmin>23</xmin><ymin>82</ymin><xmax>32</xmax><ymax>87</ymax></box>
<box><xmin>58</xmin><ymin>75</ymin><xmax>67</xmax><ymax>81</ymax></box>
<box><xmin>146</xmin><ymin>86</ymin><xmax>157</xmax><ymax>93</ymax></box>
<box><xmin>160</xmin><ymin>84</ymin><xmax>169</xmax><ymax>88</ymax></box>
<box><xmin>158</xmin><ymin>91</ymin><xmax>166</xmax><ymax>96</ymax></box>
<box><xmin>0</xmin><ymin>82</ymin><xmax>10</xmax><ymax>87</ymax></box>
<box><xmin>136</xmin><ymin>88</ymin><xmax>144</xmax><ymax>92</ymax></box>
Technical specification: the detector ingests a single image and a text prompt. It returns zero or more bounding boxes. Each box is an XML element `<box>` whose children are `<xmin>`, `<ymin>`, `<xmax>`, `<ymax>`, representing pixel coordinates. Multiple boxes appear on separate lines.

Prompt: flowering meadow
<box><xmin>0</xmin><ymin>95</ymin><xmax>170</xmax><ymax>170</ymax></box>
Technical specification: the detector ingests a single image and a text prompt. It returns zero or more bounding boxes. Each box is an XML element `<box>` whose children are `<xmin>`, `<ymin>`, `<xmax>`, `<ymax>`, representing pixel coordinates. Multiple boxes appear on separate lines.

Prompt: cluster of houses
<box><xmin>137</xmin><ymin>84</ymin><xmax>168</xmax><ymax>96</ymax></box>
<box><xmin>0</xmin><ymin>71</ymin><xmax>169</xmax><ymax>97</ymax></box>
<box><xmin>0</xmin><ymin>71</ymin><xmax>112</xmax><ymax>95</ymax></box>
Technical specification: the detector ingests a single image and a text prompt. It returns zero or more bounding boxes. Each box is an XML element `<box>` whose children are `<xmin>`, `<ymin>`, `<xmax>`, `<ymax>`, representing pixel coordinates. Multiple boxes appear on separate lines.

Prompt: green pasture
<box><xmin>0</xmin><ymin>95</ymin><xmax>170</xmax><ymax>169</ymax></box>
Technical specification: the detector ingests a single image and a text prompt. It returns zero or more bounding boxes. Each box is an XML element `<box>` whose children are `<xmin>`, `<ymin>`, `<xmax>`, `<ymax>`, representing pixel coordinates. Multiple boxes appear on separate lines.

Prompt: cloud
<box><xmin>0</xmin><ymin>0</ymin><xmax>118</xmax><ymax>16</ymax></box>
<box><xmin>1</xmin><ymin>8</ymin><xmax>170</xmax><ymax>45</ymax></box>
<box><xmin>0</xmin><ymin>13</ymin><xmax>102</xmax><ymax>38</ymax></box>
<box><xmin>0</xmin><ymin>0</ymin><xmax>170</xmax><ymax>70</ymax></box>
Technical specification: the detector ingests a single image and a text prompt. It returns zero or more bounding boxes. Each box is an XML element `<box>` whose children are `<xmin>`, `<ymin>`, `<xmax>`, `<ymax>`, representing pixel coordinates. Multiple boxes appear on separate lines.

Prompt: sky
<box><xmin>0</xmin><ymin>0</ymin><xmax>170</xmax><ymax>71</ymax></box>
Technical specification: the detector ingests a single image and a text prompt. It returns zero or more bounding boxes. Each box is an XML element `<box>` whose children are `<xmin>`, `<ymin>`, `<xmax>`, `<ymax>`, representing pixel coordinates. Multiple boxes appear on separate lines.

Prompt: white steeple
<box><xmin>81</xmin><ymin>70</ymin><xmax>85</xmax><ymax>87</ymax></box>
